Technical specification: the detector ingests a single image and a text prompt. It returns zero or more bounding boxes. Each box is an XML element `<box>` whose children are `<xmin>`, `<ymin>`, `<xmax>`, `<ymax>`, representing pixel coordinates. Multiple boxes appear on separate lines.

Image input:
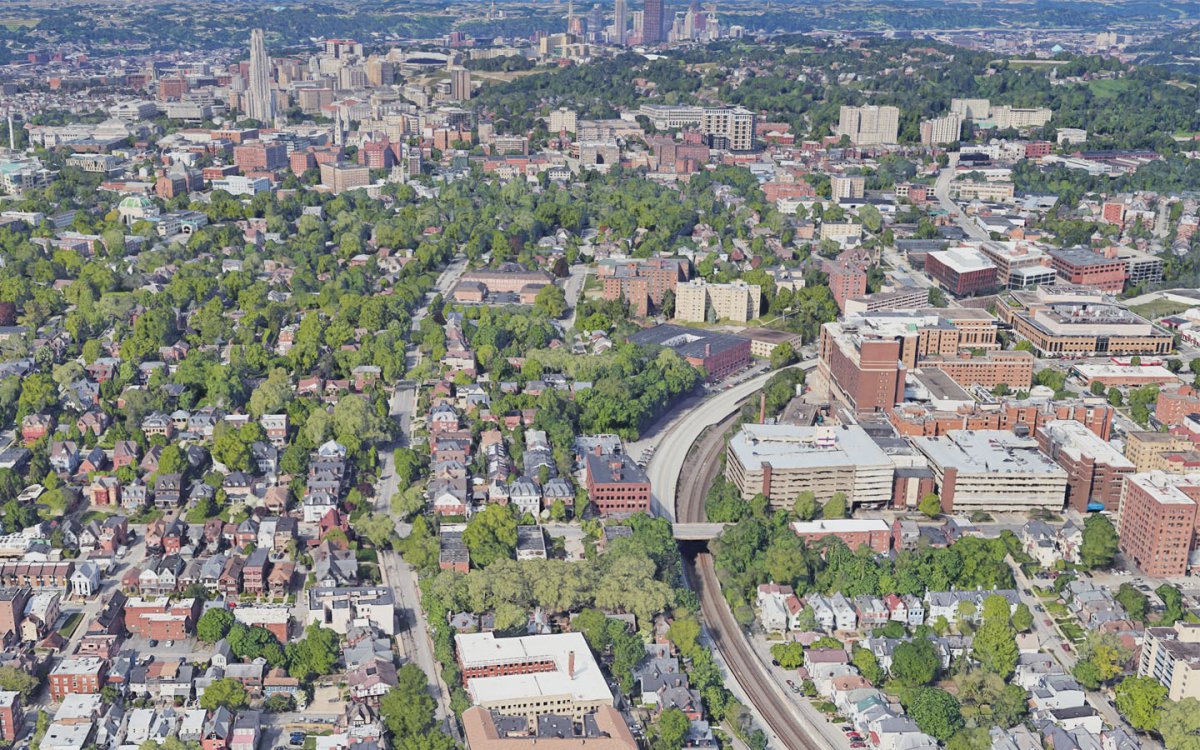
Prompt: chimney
<box><xmin>759</xmin><ymin>392</ymin><xmax>767</xmax><ymax>424</ymax></box>
<box><xmin>705</xmin><ymin>343</ymin><xmax>711</xmax><ymax>357</ymax></box>
<box><xmin>568</xmin><ymin>651</ymin><xmax>575</xmax><ymax>678</ymax></box>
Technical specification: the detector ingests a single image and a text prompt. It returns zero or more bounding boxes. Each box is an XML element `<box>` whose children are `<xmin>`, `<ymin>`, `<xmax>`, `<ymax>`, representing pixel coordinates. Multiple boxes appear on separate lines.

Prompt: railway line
<box><xmin>675</xmin><ymin>408</ymin><xmax>826</xmax><ymax>750</ymax></box>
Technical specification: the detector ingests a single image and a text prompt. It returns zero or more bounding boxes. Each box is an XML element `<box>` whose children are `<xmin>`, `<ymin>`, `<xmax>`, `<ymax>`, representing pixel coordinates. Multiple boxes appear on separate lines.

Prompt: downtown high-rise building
<box><xmin>247</xmin><ymin>29</ymin><xmax>276</xmax><ymax>124</ymax></box>
<box><xmin>614</xmin><ymin>0</ymin><xmax>628</xmax><ymax>44</ymax></box>
<box><xmin>642</xmin><ymin>0</ymin><xmax>665</xmax><ymax>43</ymax></box>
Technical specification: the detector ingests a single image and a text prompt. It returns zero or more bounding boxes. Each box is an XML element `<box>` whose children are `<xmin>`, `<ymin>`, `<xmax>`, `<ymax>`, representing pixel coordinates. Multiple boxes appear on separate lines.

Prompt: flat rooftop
<box><xmin>914</xmin><ymin>430</ymin><xmax>1066</xmax><ymax>476</ymax></box>
<box><xmin>928</xmin><ymin>247</ymin><xmax>996</xmax><ymax>274</ymax></box>
<box><xmin>456</xmin><ymin>632</ymin><xmax>613</xmax><ymax>705</ymax></box>
<box><xmin>728</xmin><ymin>424</ymin><xmax>892</xmax><ymax>471</ymax></box>
<box><xmin>1040</xmin><ymin>420</ymin><xmax>1133</xmax><ymax>469</ymax></box>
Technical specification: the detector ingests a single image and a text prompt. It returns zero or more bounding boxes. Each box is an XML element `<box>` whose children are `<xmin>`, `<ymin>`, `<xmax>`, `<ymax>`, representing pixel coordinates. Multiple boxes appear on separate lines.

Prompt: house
<box><xmin>807</xmin><ymin>594</ymin><xmax>836</xmax><ymax>633</ymax></box>
<box><xmin>756</xmin><ymin>583</ymin><xmax>796</xmax><ymax>634</ymax></box>
<box><xmin>854</xmin><ymin>596</ymin><xmax>889</xmax><ymax>629</ymax></box>
<box><xmin>22</xmin><ymin>414</ymin><xmax>54</xmax><ymax>444</ymax></box>
<box><xmin>49</xmin><ymin>441</ymin><xmax>80</xmax><ymax>475</ymax></box>
<box><xmin>829</xmin><ymin>593</ymin><xmax>857</xmax><ymax>631</ymax></box>
<box><xmin>346</xmin><ymin>658</ymin><xmax>397</xmax><ymax>705</ymax></box>
<box><xmin>113</xmin><ymin>441</ymin><xmax>140</xmax><ymax>469</ymax></box>
<box><xmin>154</xmin><ymin>474</ymin><xmax>183</xmax><ymax>508</ymax></box>
<box><xmin>1021</xmin><ymin>520</ymin><xmax>1059</xmax><ymax>568</ymax></box>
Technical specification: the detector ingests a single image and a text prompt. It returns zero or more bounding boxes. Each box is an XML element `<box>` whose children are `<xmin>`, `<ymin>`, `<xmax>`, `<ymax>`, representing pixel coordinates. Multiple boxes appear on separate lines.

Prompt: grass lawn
<box><xmin>1034</xmin><ymin>586</ymin><xmax>1057</xmax><ymax>599</ymax></box>
<box><xmin>1130</xmin><ymin>298</ymin><xmax>1194</xmax><ymax>320</ymax></box>
<box><xmin>1058</xmin><ymin>621</ymin><xmax>1085</xmax><ymax>642</ymax></box>
<box><xmin>58</xmin><ymin>612</ymin><xmax>83</xmax><ymax>638</ymax></box>
<box><xmin>1088</xmin><ymin>78</ymin><xmax>1132</xmax><ymax>98</ymax></box>
<box><xmin>1044</xmin><ymin>601</ymin><xmax>1070</xmax><ymax>618</ymax></box>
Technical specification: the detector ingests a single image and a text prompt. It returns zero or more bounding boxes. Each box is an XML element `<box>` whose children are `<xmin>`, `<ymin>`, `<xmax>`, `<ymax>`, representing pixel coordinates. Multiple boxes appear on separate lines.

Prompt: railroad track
<box><xmin>677</xmin><ymin>408</ymin><xmax>825</xmax><ymax>750</ymax></box>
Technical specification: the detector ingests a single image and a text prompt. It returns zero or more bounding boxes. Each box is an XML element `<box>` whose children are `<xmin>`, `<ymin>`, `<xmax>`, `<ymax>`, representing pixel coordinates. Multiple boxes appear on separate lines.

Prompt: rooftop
<box><xmin>728</xmin><ymin>424</ymin><xmax>892</xmax><ymax>472</ymax></box>
<box><xmin>456</xmin><ymin>632</ymin><xmax>613</xmax><ymax>706</ymax></box>
<box><xmin>914</xmin><ymin>430</ymin><xmax>1066</xmax><ymax>475</ymax></box>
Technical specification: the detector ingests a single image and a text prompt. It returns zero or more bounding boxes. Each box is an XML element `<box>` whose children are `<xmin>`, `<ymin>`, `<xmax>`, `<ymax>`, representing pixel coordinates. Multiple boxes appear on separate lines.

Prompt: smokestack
<box><xmin>568</xmin><ymin>651</ymin><xmax>575</xmax><ymax>678</ymax></box>
<box><xmin>759</xmin><ymin>392</ymin><xmax>766</xmax><ymax>424</ymax></box>
<box><xmin>7</xmin><ymin>113</ymin><xmax>13</xmax><ymax>152</ymax></box>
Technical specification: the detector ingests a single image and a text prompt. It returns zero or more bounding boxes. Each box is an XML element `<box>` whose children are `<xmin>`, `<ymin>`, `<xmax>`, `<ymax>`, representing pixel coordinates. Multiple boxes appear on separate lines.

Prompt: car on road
<box><xmin>1044</xmin><ymin>619</ymin><xmax>1053</xmax><ymax>626</ymax></box>
<box><xmin>289</xmin><ymin>733</ymin><xmax>305</xmax><ymax>746</ymax></box>
<box><xmin>851</xmin><ymin>743</ymin><xmax>866</xmax><ymax>749</ymax></box>
<box><xmin>1062</xmin><ymin>643</ymin><xmax>1072</xmax><ymax>652</ymax></box>
<box><xmin>149</xmin><ymin>640</ymin><xmax>158</xmax><ymax>647</ymax></box>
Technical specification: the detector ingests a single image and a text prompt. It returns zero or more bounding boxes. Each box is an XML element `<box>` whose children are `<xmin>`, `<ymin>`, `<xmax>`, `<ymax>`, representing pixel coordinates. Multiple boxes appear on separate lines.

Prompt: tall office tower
<box><xmin>614</xmin><ymin>0</ymin><xmax>628</xmax><ymax>44</ymax></box>
<box><xmin>683</xmin><ymin>0</ymin><xmax>699</xmax><ymax>38</ymax></box>
<box><xmin>642</xmin><ymin>0</ymin><xmax>665</xmax><ymax>43</ymax></box>
<box><xmin>247</xmin><ymin>29</ymin><xmax>276</xmax><ymax>124</ymax></box>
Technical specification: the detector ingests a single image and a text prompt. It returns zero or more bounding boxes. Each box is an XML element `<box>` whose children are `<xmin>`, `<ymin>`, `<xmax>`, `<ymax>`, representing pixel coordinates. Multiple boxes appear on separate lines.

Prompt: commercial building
<box><xmin>826</xmin><ymin>260</ymin><xmax>868</xmax><ymax>312</ymax></box>
<box><xmin>642</xmin><ymin>0</ymin><xmax>665</xmax><ymax>42</ymax></box>
<box><xmin>211</xmin><ymin>176</ymin><xmax>271</xmax><ymax>196</ymax></box>
<box><xmin>724</xmin><ymin>424</ymin><xmax>894</xmax><ymax>509</ymax></box>
<box><xmin>629</xmin><ymin>325</ymin><xmax>750</xmax><ymax>382</ymax></box>
<box><xmin>818</xmin><ymin>321</ymin><xmax>905</xmax><ymax>414</ymax></box>
<box><xmin>461</xmin><ymin>706</ymin><xmax>637</xmax><ymax>750</ymax></box>
<box><xmin>920</xmin><ymin>113</ymin><xmax>962</xmax><ymax>146</ymax></box>
<box><xmin>997</xmin><ymin>287</ymin><xmax>1173</xmax><ymax>357</ymax></box>
<box><xmin>583</xmin><ymin>451</ymin><xmax>651</xmax><ymax>516</ymax></box>
<box><xmin>950</xmin><ymin>99</ymin><xmax>992</xmax><ymax>120</ymax></box>
<box><xmin>913</xmin><ymin>430</ymin><xmax>1068</xmax><ymax>513</ymax></box>
<box><xmin>947</xmin><ymin>181</ymin><xmax>1015</xmax><ymax>203</ymax></box>
<box><xmin>306</xmin><ymin>587</ymin><xmax>396</xmax><ymax>635</ymax></box>
<box><xmin>925</xmin><ymin>247</ymin><xmax>998</xmax><ymax>297</ymax></box>
<box><xmin>49</xmin><ymin>658</ymin><xmax>107</xmax><ymax>701</ymax></box>
<box><xmin>738</xmin><ymin>328</ymin><xmax>802</xmax><ymax>359</ymax></box>
<box><xmin>233</xmin><ymin>142</ymin><xmax>287</xmax><ymax>172</ymax></box>
<box><xmin>1048</xmin><ymin>247</ymin><xmax>1126</xmax><ymax>293</ymax></box>
<box><xmin>791</xmin><ymin>519</ymin><xmax>892</xmax><ymax>554</ymax></box>
<box><xmin>455</xmin><ymin>632</ymin><xmax>613</xmax><ymax>721</ymax></box>
<box><xmin>700</xmin><ymin>107</ymin><xmax>756</xmax><ymax>151</ymax></box>
<box><xmin>836</xmin><ymin>105</ymin><xmax>899</xmax><ymax>146</ymax></box>
<box><xmin>1116</xmin><ymin>472</ymin><xmax>1200</xmax><ymax>578</ymax></box>
<box><xmin>975</xmin><ymin>241</ymin><xmax>1055</xmax><ymax>289</ymax></box>
<box><xmin>923</xmin><ymin>351</ymin><xmax>1035</xmax><ymax>390</ymax></box>
<box><xmin>673</xmin><ymin>279</ymin><xmax>761</xmax><ymax>323</ymax></box>
<box><xmin>1036</xmin><ymin>420</ymin><xmax>1134</xmax><ymax>512</ymax></box>
<box><xmin>889</xmin><ymin>397</ymin><xmax>1115</xmax><ymax>440</ymax></box>
<box><xmin>1139</xmin><ymin>622</ymin><xmax>1200</xmax><ymax>702</ymax></box>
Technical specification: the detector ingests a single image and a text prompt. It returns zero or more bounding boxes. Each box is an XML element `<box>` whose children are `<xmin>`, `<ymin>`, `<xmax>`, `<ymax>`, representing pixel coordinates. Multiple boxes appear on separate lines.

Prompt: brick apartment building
<box><xmin>1157</xmin><ymin>386</ymin><xmax>1200</xmax><ymax>426</ymax></box>
<box><xmin>233</xmin><ymin>143</ymin><xmax>288</xmax><ymax>172</ymax></box>
<box><xmin>599</xmin><ymin>258</ymin><xmax>690</xmax><ymax>317</ymax></box>
<box><xmin>49</xmin><ymin>658</ymin><xmax>107</xmax><ymax>701</ymax></box>
<box><xmin>1117</xmin><ymin>473</ymin><xmax>1200</xmax><ymax>577</ymax></box>
<box><xmin>584</xmin><ymin>451</ymin><xmax>651</xmax><ymax>516</ymax></box>
<box><xmin>1037</xmin><ymin>420</ymin><xmax>1134</xmax><ymax>512</ymax></box>
<box><xmin>826</xmin><ymin>260</ymin><xmax>868</xmax><ymax>312</ymax></box>
<box><xmin>124</xmin><ymin>597</ymin><xmax>201</xmax><ymax>641</ymax></box>
<box><xmin>818</xmin><ymin>323</ymin><xmax>905</xmax><ymax>413</ymax></box>
<box><xmin>791</xmin><ymin>519</ymin><xmax>892</xmax><ymax>554</ymax></box>
<box><xmin>925</xmin><ymin>247</ymin><xmax>998</xmax><ymax>297</ymax></box>
<box><xmin>0</xmin><ymin>587</ymin><xmax>30</xmax><ymax>639</ymax></box>
<box><xmin>888</xmin><ymin>399</ymin><xmax>1115</xmax><ymax>440</ymax></box>
<box><xmin>0</xmin><ymin>691</ymin><xmax>21</xmax><ymax>742</ymax></box>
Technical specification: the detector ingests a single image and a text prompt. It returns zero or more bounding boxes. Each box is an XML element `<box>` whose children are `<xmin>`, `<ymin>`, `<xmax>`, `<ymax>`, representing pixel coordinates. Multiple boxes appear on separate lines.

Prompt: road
<box><xmin>644</xmin><ymin>361</ymin><xmax>816</xmax><ymax>521</ymax></box>
<box><xmin>560</xmin><ymin>263</ymin><xmax>589</xmax><ymax>331</ymax></box>
<box><xmin>932</xmin><ymin>157</ymin><xmax>990</xmax><ymax>242</ymax></box>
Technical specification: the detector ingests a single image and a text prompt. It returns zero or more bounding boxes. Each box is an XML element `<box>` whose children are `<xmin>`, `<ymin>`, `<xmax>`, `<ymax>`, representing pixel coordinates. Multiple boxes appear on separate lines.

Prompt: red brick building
<box><xmin>584</xmin><ymin>451</ymin><xmax>651</xmax><ymax>516</ymax></box>
<box><xmin>0</xmin><ymin>691</ymin><xmax>21</xmax><ymax>742</ymax></box>
<box><xmin>1025</xmin><ymin>141</ymin><xmax>1053</xmax><ymax>158</ymax></box>
<box><xmin>49</xmin><ymin>658</ymin><xmax>107</xmax><ymax>701</ymax></box>
<box><xmin>233</xmin><ymin>143</ymin><xmax>288</xmax><ymax>172</ymax></box>
<box><xmin>1117</xmin><ymin>473</ymin><xmax>1200</xmax><ymax>578</ymax></box>
<box><xmin>1049</xmin><ymin>247</ymin><xmax>1126</xmax><ymax>293</ymax></box>
<box><xmin>790</xmin><ymin>519</ymin><xmax>892</xmax><ymax>554</ymax></box>
<box><xmin>889</xmin><ymin>399</ymin><xmax>1115</xmax><ymax>440</ymax></box>
<box><xmin>826</xmin><ymin>260</ymin><xmax>868</xmax><ymax>313</ymax></box>
<box><xmin>124</xmin><ymin>597</ymin><xmax>201</xmax><ymax>640</ymax></box>
<box><xmin>1037</xmin><ymin>419</ymin><xmax>1134</xmax><ymax>512</ymax></box>
<box><xmin>1157</xmin><ymin>386</ymin><xmax>1200</xmax><ymax>426</ymax></box>
<box><xmin>925</xmin><ymin>248</ymin><xmax>997</xmax><ymax>297</ymax></box>
<box><xmin>599</xmin><ymin>258</ymin><xmax>690</xmax><ymax>317</ymax></box>
<box><xmin>818</xmin><ymin>324</ymin><xmax>905</xmax><ymax>413</ymax></box>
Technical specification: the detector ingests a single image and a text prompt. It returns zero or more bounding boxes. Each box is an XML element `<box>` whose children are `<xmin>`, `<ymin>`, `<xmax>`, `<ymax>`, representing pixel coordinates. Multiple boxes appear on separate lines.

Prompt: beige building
<box><xmin>1125</xmin><ymin>432</ymin><xmax>1196</xmax><ymax>472</ymax></box>
<box><xmin>948</xmin><ymin>180</ymin><xmax>1015</xmax><ymax>203</ymax></box>
<box><xmin>462</xmin><ymin>706</ymin><xmax>637</xmax><ymax>750</ymax></box>
<box><xmin>830</xmin><ymin>175</ymin><xmax>866</xmax><ymax>200</ymax></box>
<box><xmin>674</xmin><ymin>279</ymin><xmax>761</xmax><ymax>323</ymax></box>
<box><xmin>1140</xmin><ymin>622</ymin><xmax>1200</xmax><ymax>702</ymax></box>
<box><xmin>449</xmin><ymin>67</ymin><xmax>472</xmax><ymax>101</ymax></box>
<box><xmin>950</xmin><ymin>98</ymin><xmax>991</xmax><ymax>120</ymax></box>
<box><xmin>836</xmin><ymin>105</ymin><xmax>899</xmax><ymax>146</ymax></box>
<box><xmin>725</xmin><ymin>424</ymin><xmax>894</xmax><ymax>509</ymax></box>
<box><xmin>992</xmin><ymin>106</ymin><xmax>1052</xmax><ymax>129</ymax></box>
<box><xmin>319</xmin><ymin>161</ymin><xmax>370</xmax><ymax>195</ymax></box>
<box><xmin>700</xmin><ymin>107</ymin><xmax>756</xmax><ymax>151</ymax></box>
<box><xmin>548</xmin><ymin>108</ymin><xmax>578</xmax><ymax>133</ymax></box>
<box><xmin>913</xmin><ymin>430</ymin><xmax>1068</xmax><ymax>513</ymax></box>
<box><xmin>819</xmin><ymin>222</ymin><xmax>864</xmax><ymax>242</ymax></box>
<box><xmin>739</xmin><ymin>328</ymin><xmax>802</xmax><ymax>359</ymax></box>
<box><xmin>920</xmin><ymin>113</ymin><xmax>963</xmax><ymax>146</ymax></box>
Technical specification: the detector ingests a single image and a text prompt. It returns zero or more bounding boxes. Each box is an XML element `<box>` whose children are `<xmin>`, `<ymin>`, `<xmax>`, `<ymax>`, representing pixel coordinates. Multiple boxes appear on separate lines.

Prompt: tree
<box><xmin>1158</xmin><ymin>583</ymin><xmax>1186</xmax><ymax>626</ymax></box>
<box><xmin>1090</xmin><ymin>380</ymin><xmax>1107</xmax><ymax>396</ymax></box>
<box><xmin>0</xmin><ymin>665</ymin><xmax>40</xmax><ymax>700</ymax></box>
<box><xmin>285</xmin><ymin>624</ymin><xmax>340</xmax><ymax>682</ymax></box>
<box><xmin>851</xmin><ymin>645</ymin><xmax>884</xmax><ymax>684</ymax></box>
<box><xmin>770</xmin><ymin>342</ymin><xmax>797</xmax><ymax>369</ymax></box>
<box><xmin>770</xmin><ymin>642</ymin><xmax>806</xmax><ymax>669</ymax></box>
<box><xmin>534</xmin><ymin>284</ymin><xmax>568</xmax><ymax>318</ymax></box>
<box><xmin>1072</xmin><ymin>632</ymin><xmax>1131</xmax><ymax>689</ymax></box>
<box><xmin>200</xmin><ymin>678</ymin><xmax>248</xmax><ymax>710</ymax></box>
<box><xmin>1160</xmin><ymin>698</ymin><xmax>1200</xmax><ymax>750</ymax></box>
<box><xmin>653</xmin><ymin>708</ymin><xmax>690</xmax><ymax>750</ymax></box>
<box><xmin>666</xmin><ymin>616</ymin><xmax>701</xmax><ymax>660</ymax></box>
<box><xmin>1115</xmin><ymin>583</ymin><xmax>1149</xmax><ymax>623</ymax></box>
<box><xmin>357</xmin><ymin>513</ymin><xmax>397</xmax><ymax>549</ymax></box>
<box><xmin>1080</xmin><ymin>513</ymin><xmax>1119</xmax><ymax>569</ymax></box>
<box><xmin>822</xmin><ymin>492</ymin><xmax>847</xmax><ymax>519</ymax></box>
<box><xmin>1114</xmin><ymin>675</ymin><xmax>1168</xmax><ymax>732</ymax></box>
<box><xmin>379</xmin><ymin>665</ymin><xmax>439</xmax><ymax>737</ymax></box>
<box><xmin>892</xmin><ymin>638</ymin><xmax>939</xmax><ymax>687</ymax></box>
<box><xmin>263</xmin><ymin>694</ymin><xmax>296</xmax><ymax>713</ymax></box>
<box><xmin>792</xmin><ymin>491</ymin><xmax>819</xmax><ymax>521</ymax></box>
<box><xmin>196</xmin><ymin>608</ymin><xmax>234</xmax><ymax>643</ymax></box>
<box><xmin>907</xmin><ymin>688</ymin><xmax>963</xmax><ymax>742</ymax></box>
<box><xmin>917</xmin><ymin>492</ymin><xmax>941</xmax><ymax>518</ymax></box>
<box><xmin>1011</xmin><ymin>603</ymin><xmax>1033</xmax><ymax>633</ymax></box>
<box><xmin>972</xmin><ymin>594</ymin><xmax>1018</xmax><ymax>677</ymax></box>
<box><xmin>463</xmin><ymin>503</ymin><xmax>519</xmax><ymax>568</ymax></box>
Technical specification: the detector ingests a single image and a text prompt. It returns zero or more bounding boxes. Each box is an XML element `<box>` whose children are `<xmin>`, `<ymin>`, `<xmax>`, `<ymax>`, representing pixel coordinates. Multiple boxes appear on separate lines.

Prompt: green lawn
<box><xmin>1044</xmin><ymin>601</ymin><xmax>1070</xmax><ymax>618</ymax></box>
<box><xmin>1130</xmin><ymin>298</ymin><xmax>1195</xmax><ymax>320</ymax></box>
<box><xmin>58</xmin><ymin>612</ymin><xmax>83</xmax><ymax>638</ymax></box>
<box><xmin>1088</xmin><ymin>79</ymin><xmax>1132</xmax><ymax>99</ymax></box>
<box><xmin>1057</xmin><ymin>621</ymin><xmax>1085</xmax><ymax>643</ymax></box>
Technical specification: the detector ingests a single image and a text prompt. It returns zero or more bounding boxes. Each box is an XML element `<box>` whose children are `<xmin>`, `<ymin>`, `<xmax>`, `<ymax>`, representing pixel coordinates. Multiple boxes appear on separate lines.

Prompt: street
<box><xmin>932</xmin><ymin>156</ymin><xmax>991</xmax><ymax>242</ymax></box>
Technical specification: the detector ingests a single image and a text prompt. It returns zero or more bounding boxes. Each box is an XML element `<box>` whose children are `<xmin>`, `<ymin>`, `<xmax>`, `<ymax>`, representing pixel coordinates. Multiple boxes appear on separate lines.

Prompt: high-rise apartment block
<box><xmin>836</xmin><ymin>105</ymin><xmax>899</xmax><ymax>146</ymax></box>
<box><xmin>449</xmin><ymin>67</ymin><xmax>472</xmax><ymax>101</ymax></box>
<box><xmin>1117</xmin><ymin>472</ymin><xmax>1200</xmax><ymax>577</ymax></box>
<box><xmin>673</xmin><ymin>279</ymin><xmax>761</xmax><ymax>323</ymax></box>
<box><xmin>319</xmin><ymin>161</ymin><xmax>370</xmax><ymax>195</ymax></box>
<box><xmin>830</xmin><ymin>175</ymin><xmax>866</xmax><ymax>200</ymax></box>
<box><xmin>642</xmin><ymin>0</ymin><xmax>665</xmax><ymax>43</ymax></box>
<box><xmin>920</xmin><ymin>113</ymin><xmax>962</xmax><ymax>146</ymax></box>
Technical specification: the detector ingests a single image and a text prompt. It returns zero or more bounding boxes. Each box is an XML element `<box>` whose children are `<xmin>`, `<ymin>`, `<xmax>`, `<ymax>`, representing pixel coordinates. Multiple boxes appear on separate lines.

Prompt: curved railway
<box><xmin>676</xmin><ymin>411</ymin><xmax>826</xmax><ymax>750</ymax></box>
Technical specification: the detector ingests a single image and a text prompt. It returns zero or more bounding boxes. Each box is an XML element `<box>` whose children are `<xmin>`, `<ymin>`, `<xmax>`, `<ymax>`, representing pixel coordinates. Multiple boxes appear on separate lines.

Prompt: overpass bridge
<box><xmin>672</xmin><ymin>523</ymin><xmax>729</xmax><ymax>541</ymax></box>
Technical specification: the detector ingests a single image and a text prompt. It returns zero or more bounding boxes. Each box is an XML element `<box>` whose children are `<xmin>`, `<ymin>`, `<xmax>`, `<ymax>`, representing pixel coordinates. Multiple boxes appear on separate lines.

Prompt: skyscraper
<box><xmin>614</xmin><ymin>0</ymin><xmax>628</xmax><ymax>44</ymax></box>
<box><xmin>247</xmin><ymin>29</ymin><xmax>276</xmax><ymax>124</ymax></box>
<box><xmin>642</xmin><ymin>0</ymin><xmax>665</xmax><ymax>43</ymax></box>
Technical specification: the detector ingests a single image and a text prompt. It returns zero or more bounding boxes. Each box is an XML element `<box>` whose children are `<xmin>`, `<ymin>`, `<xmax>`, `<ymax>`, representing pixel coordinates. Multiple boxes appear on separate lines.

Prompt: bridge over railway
<box><xmin>670</xmin><ymin>522</ymin><xmax>730</xmax><ymax>541</ymax></box>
